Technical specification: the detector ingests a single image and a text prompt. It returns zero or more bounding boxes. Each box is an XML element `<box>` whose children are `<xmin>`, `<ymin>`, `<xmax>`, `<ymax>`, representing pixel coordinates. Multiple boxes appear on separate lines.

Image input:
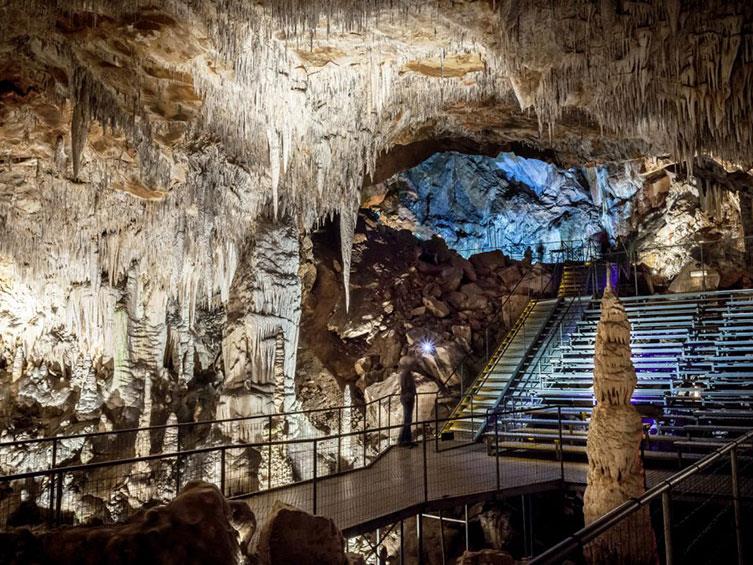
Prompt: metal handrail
<box><xmin>530</xmin><ymin>426</ymin><xmax>753</xmax><ymax>564</ymax></box>
<box><xmin>0</xmin><ymin>404</ymin><xmax>559</xmax><ymax>483</ymax></box>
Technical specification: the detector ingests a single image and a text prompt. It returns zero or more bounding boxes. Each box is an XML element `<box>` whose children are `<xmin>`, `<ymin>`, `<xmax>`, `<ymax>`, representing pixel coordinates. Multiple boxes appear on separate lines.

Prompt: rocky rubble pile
<box><xmin>297</xmin><ymin>215</ymin><xmax>551</xmax><ymax>429</ymax></box>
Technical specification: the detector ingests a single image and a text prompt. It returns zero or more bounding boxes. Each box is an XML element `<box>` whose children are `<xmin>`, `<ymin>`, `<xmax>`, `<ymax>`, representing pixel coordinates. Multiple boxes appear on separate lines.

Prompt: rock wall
<box><xmin>394</xmin><ymin>152</ymin><xmax>638</xmax><ymax>258</ymax></box>
<box><xmin>297</xmin><ymin>215</ymin><xmax>550</xmax><ymax>437</ymax></box>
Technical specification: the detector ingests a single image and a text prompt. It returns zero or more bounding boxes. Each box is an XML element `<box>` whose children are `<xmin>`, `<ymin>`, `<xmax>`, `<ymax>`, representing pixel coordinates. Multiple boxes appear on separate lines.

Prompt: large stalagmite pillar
<box><xmin>583</xmin><ymin>283</ymin><xmax>656</xmax><ymax>564</ymax></box>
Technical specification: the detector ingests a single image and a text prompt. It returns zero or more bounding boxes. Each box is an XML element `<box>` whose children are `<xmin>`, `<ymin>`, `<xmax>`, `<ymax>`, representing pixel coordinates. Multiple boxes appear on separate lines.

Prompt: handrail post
<box><xmin>731</xmin><ymin>446</ymin><xmax>744</xmax><ymax>565</ymax></box>
<box><xmin>312</xmin><ymin>439</ymin><xmax>318</xmax><ymax>515</ymax></box>
<box><xmin>268</xmin><ymin>415</ymin><xmax>273</xmax><ymax>489</ymax></box>
<box><xmin>337</xmin><ymin>406</ymin><xmax>342</xmax><ymax>473</ymax></box>
<box><xmin>495</xmin><ymin>411</ymin><xmax>500</xmax><ymax>491</ymax></box>
<box><xmin>434</xmin><ymin>396</ymin><xmax>439</xmax><ymax>453</ymax></box>
<box><xmin>422</xmin><ymin>423</ymin><xmax>428</xmax><ymax>502</ymax></box>
<box><xmin>55</xmin><ymin>470</ymin><xmax>63</xmax><ymax>526</ymax></box>
<box><xmin>662</xmin><ymin>490</ymin><xmax>673</xmax><ymax>565</ymax></box>
<box><xmin>387</xmin><ymin>396</ymin><xmax>391</xmax><ymax>447</ymax></box>
<box><xmin>557</xmin><ymin>406</ymin><xmax>565</xmax><ymax>482</ymax></box>
<box><xmin>378</xmin><ymin>399</ymin><xmax>382</xmax><ymax>453</ymax></box>
<box><xmin>700</xmin><ymin>242</ymin><xmax>706</xmax><ymax>291</ymax></box>
<box><xmin>363</xmin><ymin>415</ymin><xmax>367</xmax><ymax>467</ymax></box>
<box><xmin>220</xmin><ymin>447</ymin><xmax>226</xmax><ymax>496</ymax></box>
<box><xmin>175</xmin><ymin>425</ymin><xmax>182</xmax><ymax>495</ymax></box>
<box><xmin>49</xmin><ymin>438</ymin><xmax>57</xmax><ymax>527</ymax></box>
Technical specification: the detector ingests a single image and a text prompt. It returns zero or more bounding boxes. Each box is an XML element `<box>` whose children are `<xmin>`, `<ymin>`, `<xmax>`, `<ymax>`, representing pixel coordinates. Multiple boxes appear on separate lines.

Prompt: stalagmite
<box><xmin>583</xmin><ymin>282</ymin><xmax>656</xmax><ymax>564</ymax></box>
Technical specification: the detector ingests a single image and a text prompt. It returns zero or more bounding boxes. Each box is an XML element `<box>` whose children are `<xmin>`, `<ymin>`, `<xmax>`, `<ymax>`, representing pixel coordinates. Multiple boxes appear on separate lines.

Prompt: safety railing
<box><xmin>531</xmin><ymin>428</ymin><xmax>753</xmax><ymax>565</ymax></box>
<box><xmin>0</xmin><ymin>404</ymin><xmax>569</xmax><ymax>530</ymax></box>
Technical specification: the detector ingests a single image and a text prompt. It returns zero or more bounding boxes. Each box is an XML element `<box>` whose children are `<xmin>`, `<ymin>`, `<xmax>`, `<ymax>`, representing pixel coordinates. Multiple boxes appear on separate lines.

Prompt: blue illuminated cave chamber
<box><xmin>394</xmin><ymin>151</ymin><xmax>640</xmax><ymax>261</ymax></box>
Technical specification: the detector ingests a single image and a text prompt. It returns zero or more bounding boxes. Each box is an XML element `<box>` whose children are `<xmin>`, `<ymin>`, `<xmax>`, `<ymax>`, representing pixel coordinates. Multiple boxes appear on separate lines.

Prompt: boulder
<box><xmin>457</xmin><ymin>549</ymin><xmax>515</xmax><ymax>565</ymax></box>
<box><xmin>255</xmin><ymin>502</ymin><xmax>347</xmax><ymax>565</ymax></box>
<box><xmin>447</xmin><ymin>291</ymin><xmax>469</xmax><ymax>309</ymax></box>
<box><xmin>0</xmin><ymin>482</ymin><xmax>249</xmax><ymax>565</ymax></box>
<box><xmin>470</xmin><ymin>251</ymin><xmax>508</xmax><ymax>273</ymax></box>
<box><xmin>409</xmin><ymin>306</ymin><xmax>426</xmax><ymax>318</ymax></box>
<box><xmin>423</xmin><ymin>296</ymin><xmax>451</xmax><ymax>318</ymax></box>
<box><xmin>439</xmin><ymin>265</ymin><xmax>463</xmax><ymax>292</ymax></box>
<box><xmin>668</xmin><ymin>261</ymin><xmax>721</xmax><ymax>293</ymax></box>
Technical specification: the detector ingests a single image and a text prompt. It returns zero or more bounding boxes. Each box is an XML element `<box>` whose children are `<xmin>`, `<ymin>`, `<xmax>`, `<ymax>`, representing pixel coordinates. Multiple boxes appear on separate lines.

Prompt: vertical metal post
<box><xmin>220</xmin><ymin>447</ymin><xmax>226</xmax><ymax>496</ymax></box>
<box><xmin>414</xmin><ymin>393</ymin><xmax>419</xmax><ymax>438</ymax></box>
<box><xmin>312</xmin><ymin>439</ymin><xmax>318</xmax><ymax>515</ymax></box>
<box><xmin>633</xmin><ymin>251</ymin><xmax>639</xmax><ymax>296</ymax></box>
<box><xmin>400</xmin><ymin>519</ymin><xmax>405</xmax><ymax>563</ymax></box>
<box><xmin>731</xmin><ymin>447</ymin><xmax>744</xmax><ymax>565</ymax></box>
<box><xmin>495</xmin><ymin>413</ymin><xmax>500</xmax><ymax>491</ymax></box>
<box><xmin>268</xmin><ymin>415</ymin><xmax>273</xmax><ymax>489</ymax></box>
<box><xmin>49</xmin><ymin>438</ymin><xmax>57</xmax><ymax>526</ymax></box>
<box><xmin>175</xmin><ymin>425</ymin><xmax>182</xmax><ymax>494</ymax></box>
<box><xmin>434</xmin><ymin>396</ymin><xmax>439</xmax><ymax>452</ymax></box>
<box><xmin>387</xmin><ymin>396</ymin><xmax>391</xmax><ymax>447</ymax></box>
<box><xmin>464</xmin><ymin>504</ymin><xmax>470</xmax><ymax>551</ymax></box>
<box><xmin>422</xmin><ymin>423</ymin><xmax>428</xmax><ymax>502</ymax></box>
<box><xmin>662</xmin><ymin>490</ymin><xmax>673</xmax><ymax>565</ymax></box>
<box><xmin>363</xmin><ymin>416</ymin><xmax>367</xmax><ymax>467</ymax></box>
<box><xmin>439</xmin><ymin>510</ymin><xmax>446</xmax><ymax>565</ymax></box>
<box><xmin>700</xmin><ymin>242</ymin><xmax>706</xmax><ymax>291</ymax></box>
<box><xmin>376</xmin><ymin>528</ymin><xmax>382</xmax><ymax>565</ymax></box>
<box><xmin>418</xmin><ymin>513</ymin><xmax>425</xmax><ymax>565</ymax></box>
<box><xmin>378</xmin><ymin>399</ymin><xmax>382</xmax><ymax>453</ymax></box>
<box><xmin>334</xmin><ymin>407</ymin><xmax>341</xmax><ymax>474</ymax></box>
<box><xmin>557</xmin><ymin>406</ymin><xmax>565</xmax><ymax>481</ymax></box>
<box><xmin>55</xmin><ymin>471</ymin><xmax>63</xmax><ymax>525</ymax></box>
<box><xmin>522</xmin><ymin>494</ymin><xmax>529</xmax><ymax>558</ymax></box>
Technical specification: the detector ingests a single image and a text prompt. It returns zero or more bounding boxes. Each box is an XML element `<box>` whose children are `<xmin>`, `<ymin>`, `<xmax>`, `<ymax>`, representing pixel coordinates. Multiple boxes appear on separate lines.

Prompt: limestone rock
<box><xmin>255</xmin><ymin>502</ymin><xmax>347</xmax><ymax>565</ymax></box>
<box><xmin>0</xmin><ymin>482</ymin><xmax>249</xmax><ymax>565</ymax></box>
<box><xmin>668</xmin><ymin>261</ymin><xmax>721</xmax><ymax>293</ymax></box>
<box><xmin>457</xmin><ymin>549</ymin><xmax>515</xmax><ymax>565</ymax></box>
<box><xmin>422</xmin><ymin>296</ymin><xmax>451</xmax><ymax>318</ymax></box>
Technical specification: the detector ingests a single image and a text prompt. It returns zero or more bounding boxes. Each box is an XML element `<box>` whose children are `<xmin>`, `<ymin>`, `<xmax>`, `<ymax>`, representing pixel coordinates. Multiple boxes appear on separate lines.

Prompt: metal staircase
<box><xmin>444</xmin><ymin>297</ymin><xmax>561</xmax><ymax>439</ymax></box>
<box><xmin>557</xmin><ymin>264</ymin><xmax>589</xmax><ymax>297</ymax></box>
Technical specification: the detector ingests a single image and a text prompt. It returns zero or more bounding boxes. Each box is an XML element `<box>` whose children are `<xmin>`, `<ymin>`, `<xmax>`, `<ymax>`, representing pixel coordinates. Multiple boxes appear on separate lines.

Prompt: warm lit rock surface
<box><xmin>457</xmin><ymin>549</ymin><xmax>515</xmax><ymax>565</ymax></box>
<box><xmin>254</xmin><ymin>501</ymin><xmax>347</xmax><ymax>565</ymax></box>
<box><xmin>0</xmin><ymin>482</ymin><xmax>252</xmax><ymax>564</ymax></box>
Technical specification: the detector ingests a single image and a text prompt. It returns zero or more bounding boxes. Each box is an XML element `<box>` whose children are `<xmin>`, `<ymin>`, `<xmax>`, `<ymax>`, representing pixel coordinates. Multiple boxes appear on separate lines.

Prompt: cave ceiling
<box><xmin>1</xmin><ymin>0</ymin><xmax>752</xmax><ymax>309</ymax></box>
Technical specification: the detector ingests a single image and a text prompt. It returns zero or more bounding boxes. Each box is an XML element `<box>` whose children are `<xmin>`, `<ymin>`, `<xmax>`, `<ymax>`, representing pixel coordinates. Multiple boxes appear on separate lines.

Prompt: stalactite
<box><xmin>339</xmin><ymin>198</ymin><xmax>358</xmax><ymax>313</ymax></box>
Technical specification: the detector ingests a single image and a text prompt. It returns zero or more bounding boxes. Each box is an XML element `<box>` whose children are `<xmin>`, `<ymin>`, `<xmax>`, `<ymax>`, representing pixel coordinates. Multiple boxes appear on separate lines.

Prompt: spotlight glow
<box><xmin>419</xmin><ymin>339</ymin><xmax>435</xmax><ymax>355</ymax></box>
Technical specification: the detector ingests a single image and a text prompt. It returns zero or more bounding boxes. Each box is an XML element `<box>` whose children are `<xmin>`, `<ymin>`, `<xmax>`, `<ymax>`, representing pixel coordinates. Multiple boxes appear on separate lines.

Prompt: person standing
<box><xmin>398</xmin><ymin>354</ymin><xmax>418</xmax><ymax>446</ymax></box>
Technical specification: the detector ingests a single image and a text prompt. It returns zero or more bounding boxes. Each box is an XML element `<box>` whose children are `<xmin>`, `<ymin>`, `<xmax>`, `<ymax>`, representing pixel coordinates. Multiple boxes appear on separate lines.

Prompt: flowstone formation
<box><xmin>583</xmin><ymin>285</ymin><xmax>656</xmax><ymax>564</ymax></box>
